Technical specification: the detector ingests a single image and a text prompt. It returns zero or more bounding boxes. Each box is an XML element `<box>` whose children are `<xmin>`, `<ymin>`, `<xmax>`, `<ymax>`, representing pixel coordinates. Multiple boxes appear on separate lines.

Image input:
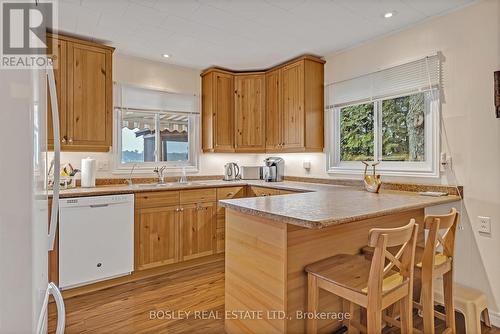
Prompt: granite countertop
<box><xmin>218</xmin><ymin>184</ymin><xmax>461</xmax><ymax>229</ymax></box>
<box><xmin>52</xmin><ymin>179</ymin><xmax>460</xmax><ymax>230</ymax></box>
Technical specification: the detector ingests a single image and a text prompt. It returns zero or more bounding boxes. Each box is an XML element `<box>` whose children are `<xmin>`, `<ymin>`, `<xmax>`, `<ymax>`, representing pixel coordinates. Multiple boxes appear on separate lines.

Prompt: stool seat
<box><xmin>416</xmin><ymin>253</ymin><xmax>450</xmax><ymax>268</ymax></box>
<box><xmin>305</xmin><ymin>254</ymin><xmax>405</xmax><ymax>295</ymax></box>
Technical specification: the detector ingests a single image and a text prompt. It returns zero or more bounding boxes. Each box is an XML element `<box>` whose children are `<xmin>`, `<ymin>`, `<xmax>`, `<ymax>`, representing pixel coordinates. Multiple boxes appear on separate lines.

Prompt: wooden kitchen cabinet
<box><xmin>216</xmin><ymin>186</ymin><xmax>246</xmax><ymax>254</ymax></box>
<box><xmin>234</xmin><ymin>74</ymin><xmax>266</xmax><ymax>152</ymax></box>
<box><xmin>267</xmin><ymin>57</ymin><xmax>325</xmax><ymax>152</ymax></box>
<box><xmin>135</xmin><ymin>206</ymin><xmax>179</xmax><ymax>270</ymax></box>
<box><xmin>247</xmin><ymin>186</ymin><xmax>280</xmax><ymax>197</ymax></box>
<box><xmin>265</xmin><ymin>68</ymin><xmax>282</xmax><ymax>151</ymax></box>
<box><xmin>180</xmin><ymin>202</ymin><xmax>217</xmax><ymax>261</ymax></box>
<box><xmin>47</xmin><ymin>33</ymin><xmax>114</xmax><ymax>152</ymax></box>
<box><xmin>202</xmin><ymin>69</ymin><xmax>235</xmax><ymax>152</ymax></box>
<box><xmin>201</xmin><ymin>55</ymin><xmax>324</xmax><ymax>153</ymax></box>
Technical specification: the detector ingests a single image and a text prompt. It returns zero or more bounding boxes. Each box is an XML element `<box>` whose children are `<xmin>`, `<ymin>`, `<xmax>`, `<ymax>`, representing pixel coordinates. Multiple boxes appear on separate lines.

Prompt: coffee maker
<box><xmin>263</xmin><ymin>157</ymin><xmax>284</xmax><ymax>182</ymax></box>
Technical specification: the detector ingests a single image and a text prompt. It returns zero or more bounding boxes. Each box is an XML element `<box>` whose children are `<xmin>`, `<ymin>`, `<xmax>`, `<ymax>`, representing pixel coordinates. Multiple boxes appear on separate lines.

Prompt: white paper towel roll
<box><xmin>81</xmin><ymin>157</ymin><xmax>96</xmax><ymax>188</ymax></box>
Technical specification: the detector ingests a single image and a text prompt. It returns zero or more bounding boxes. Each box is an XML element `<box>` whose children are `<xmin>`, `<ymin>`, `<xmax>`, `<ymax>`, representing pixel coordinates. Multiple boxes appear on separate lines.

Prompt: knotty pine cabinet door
<box><xmin>135</xmin><ymin>206</ymin><xmax>179</xmax><ymax>270</ymax></box>
<box><xmin>47</xmin><ymin>36</ymin><xmax>67</xmax><ymax>150</ymax></box>
<box><xmin>67</xmin><ymin>42</ymin><xmax>112</xmax><ymax>151</ymax></box>
<box><xmin>180</xmin><ymin>202</ymin><xmax>217</xmax><ymax>261</ymax></box>
<box><xmin>281</xmin><ymin>60</ymin><xmax>305</xmax><ymax>150</ymax></box>
<box><xmin>265</xmin><ymin>68</ymin><xmax>282</xmax><ymax>151</ymax></box>
<box><xmin>234</xmin><ymin>74</ymin><xmax>266</xmax><ymax>152</ymax></box>
<box><xmin>202</xmin><ymin>70</ymin><xmax>235</xmax><ymax>152</ymax></box>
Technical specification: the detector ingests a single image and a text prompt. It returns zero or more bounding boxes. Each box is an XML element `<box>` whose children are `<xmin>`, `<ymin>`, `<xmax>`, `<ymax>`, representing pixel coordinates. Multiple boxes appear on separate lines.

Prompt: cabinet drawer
<box><xmin>217</xmin><ymin>186</ymin><xmax>245</xmax><ymax>200</ymax></box>
<box><xmin>249</xmin><ymin>186</ymin><xmax>280</xmax><ymax>197</ymax></box>
<box><xmin>135</xmin><ymin>191</ymin><xmax>179</xmax><ymax>209</ymax></box>
<box><xmin>180</xmin><ymin>188</ymin><xmax>216</xmax><ymax>204</ymax></box>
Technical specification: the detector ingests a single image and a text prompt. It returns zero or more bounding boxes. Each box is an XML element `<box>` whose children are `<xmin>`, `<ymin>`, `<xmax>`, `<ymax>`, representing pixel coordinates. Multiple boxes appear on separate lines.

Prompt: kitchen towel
<box><xmin>81</xmin><ymin>157</ymin><xmax>96</xmax><ymax>188</ymax></box>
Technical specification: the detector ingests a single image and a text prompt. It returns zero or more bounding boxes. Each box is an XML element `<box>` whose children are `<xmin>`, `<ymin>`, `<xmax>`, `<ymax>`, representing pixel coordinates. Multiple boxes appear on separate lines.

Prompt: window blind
<box><xmin>326</xmin><ymin>54</ymin><xmax>440</xmax><ymax>108</ymax></box>
<box><xmin>114</xmin><ymin>83</ymin><xmax>199</xmax><ymax>114</ymax></box>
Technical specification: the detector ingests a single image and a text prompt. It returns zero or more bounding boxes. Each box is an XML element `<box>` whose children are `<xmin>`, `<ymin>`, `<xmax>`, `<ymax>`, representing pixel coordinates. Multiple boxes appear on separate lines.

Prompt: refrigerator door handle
<box><xmin>36</xmin><ymin>282</ymin><xmax>66</xmax><ymax>334</ymax></box>
<box><xmin>47</xmin><ymin>58</ymin><xmax>60</xmax><ymax>251</ymax></box>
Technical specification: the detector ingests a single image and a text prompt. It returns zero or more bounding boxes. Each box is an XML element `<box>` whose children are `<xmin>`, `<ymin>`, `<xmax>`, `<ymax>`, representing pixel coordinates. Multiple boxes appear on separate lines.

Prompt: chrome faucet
<box><xmin>153</xmin><ymin>165</ymin><xmax>167</xmax><ymax>184</ymax></box>
<box><xmin>126</xmin><ymin>164</ymin><xmax>137</xmax><ymax>186</ymax></box>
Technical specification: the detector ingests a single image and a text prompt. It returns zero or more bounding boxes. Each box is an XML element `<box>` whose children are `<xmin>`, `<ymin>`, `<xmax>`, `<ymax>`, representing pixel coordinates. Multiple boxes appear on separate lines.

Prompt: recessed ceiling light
<box><xmin>384</xmin><ymin>12</ymin><xmax>394</xmax><ymax>18</ymax></box>
<box><xmin>162</xmin><ymin>54</ymin><xmax>170</xmax><ymax>58</ymax></box>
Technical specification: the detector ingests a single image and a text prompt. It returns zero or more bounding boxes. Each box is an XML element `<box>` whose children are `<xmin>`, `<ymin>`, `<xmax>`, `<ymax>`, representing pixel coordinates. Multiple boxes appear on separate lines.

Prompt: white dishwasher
<box><xmin>59</xmin><ymin>194</ymin><xmax>134</xmax><ymax>289</ymax></box>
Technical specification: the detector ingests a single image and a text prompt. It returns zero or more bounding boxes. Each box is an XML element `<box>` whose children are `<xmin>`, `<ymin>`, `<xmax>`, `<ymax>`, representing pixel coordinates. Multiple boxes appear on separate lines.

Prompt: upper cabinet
<box><xmin>234</xmin><ymin>74</ymin><xmax>266</xmax><ymax>152</ymax></box>
<box><xmin>201</xmin><ymin>55</ymin><xmax>325</xmax><ymax>153</ymax></box>
<box><xmin>47</xmin><ymin>33</ymin><xmax>114</xmax><ymax>152</ymax></box>
<box><xmin>202</xmin><ymin>70</ymin><xmax>235</xmax><ymax>152</ymax></box>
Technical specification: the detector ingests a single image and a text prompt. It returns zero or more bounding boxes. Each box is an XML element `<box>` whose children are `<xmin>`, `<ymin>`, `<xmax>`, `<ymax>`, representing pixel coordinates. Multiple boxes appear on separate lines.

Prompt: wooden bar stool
<box><xmin>413</xmin><ymin>208</ymin><xmax>459</xmax><ymax>334</ymax></box>
<box><xmin>305</xmin><ymin>220</ymin><xmax>419</xmax><ymax>334</ymax></box>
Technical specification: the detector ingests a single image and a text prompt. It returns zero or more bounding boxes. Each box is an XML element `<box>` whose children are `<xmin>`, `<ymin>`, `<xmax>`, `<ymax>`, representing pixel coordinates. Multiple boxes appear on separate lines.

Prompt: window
<box><xmin>113</xmin><ymin>83</ymin><xmax>199</xmax><ymax>172</ymax></box>
<box><xmin>326</xmin><ymin>55</ymin><xmax>441</xmax><ymax>177</ymax></box>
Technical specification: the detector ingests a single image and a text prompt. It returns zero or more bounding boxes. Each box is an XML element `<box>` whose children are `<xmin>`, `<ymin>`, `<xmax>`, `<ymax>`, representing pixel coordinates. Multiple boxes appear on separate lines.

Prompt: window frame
<box><xmin>327</xmin><ymin>89</ymin><xmax>440</xmax><ymax>177</ymax></box>
<box><xmin>113</xmin><ymin>108</ymin><xmax>199</xmax><ymax>174</ymax></box>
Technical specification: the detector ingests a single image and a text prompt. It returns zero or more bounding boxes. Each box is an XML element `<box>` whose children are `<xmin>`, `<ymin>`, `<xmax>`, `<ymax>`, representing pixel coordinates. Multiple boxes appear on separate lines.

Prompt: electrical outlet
<box><xmin>478</xmin><ymin>216</ymin><xmax>491</xmax><ymax>236</ymax></box>
<box><xmin>98</xmin><ymin>160</ymin><xmax>109</xmax><ymax>171</ymax></box>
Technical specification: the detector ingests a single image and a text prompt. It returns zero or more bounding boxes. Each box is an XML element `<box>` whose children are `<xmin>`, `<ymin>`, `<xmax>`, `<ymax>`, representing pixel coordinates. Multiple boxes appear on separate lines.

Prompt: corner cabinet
<box><xmin>201</xmin><ymin>55</ymin><xmax>325</xmax><ymax>153</ymax></box>
<box><xmin>47</xmin><ymin>33</ymin><xmax>114</xmax><ymax>152</ymax></box>
<box><xmin>234</xmin><ymin>74</ymin><xmax>266</xmax><ymax>152</ymax></box>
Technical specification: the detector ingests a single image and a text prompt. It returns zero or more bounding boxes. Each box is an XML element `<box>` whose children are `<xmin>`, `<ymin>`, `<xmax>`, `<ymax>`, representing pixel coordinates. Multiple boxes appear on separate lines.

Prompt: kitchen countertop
<box><xmin>218</xmin><ymin>183</ymin><xmax>461</xmax><ymax>229</ymax></box>
<box><xmin>52</xmin><ymin>179</ymin><xmax>460</xmax><ymax>229</ymax></box>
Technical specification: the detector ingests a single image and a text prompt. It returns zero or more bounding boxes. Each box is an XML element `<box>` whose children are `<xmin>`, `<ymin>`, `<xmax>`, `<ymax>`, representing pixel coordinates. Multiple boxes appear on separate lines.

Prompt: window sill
<box><xmin>327</xmin><ymin>166</ymin><xmax>439</xmax><ymax>178</ymax></box>
<box><xmin>112</xmin><ymin>164</ymin><xmax>199</xmax><ymax>175</ymax></box>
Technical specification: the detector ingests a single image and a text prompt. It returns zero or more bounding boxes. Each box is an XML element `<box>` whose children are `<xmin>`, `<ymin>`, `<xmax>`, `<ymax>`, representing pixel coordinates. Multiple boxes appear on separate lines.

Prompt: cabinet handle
<box><xmin>180</xmin><ymin>207</ymin><xmax>184</xmax><ymax>212</ymax></box>
<box><xmin>227</xmin><ymin>192</ymin><xmax>234</xmax><ymax>197</ymax></box>
<box><xmin>61</xmin><ymin>137</ymin><xmax>66</xmax><ymax>143</ymax></box>
<box><xmin>68</xmin><ymin>137</ymin><xmax>73</xmax><ymax>143</ymax></box>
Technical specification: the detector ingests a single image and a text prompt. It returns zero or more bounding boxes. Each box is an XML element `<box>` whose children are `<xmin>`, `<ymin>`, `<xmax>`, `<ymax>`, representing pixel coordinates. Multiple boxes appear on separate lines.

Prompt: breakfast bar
<box><xmin>219</xmin><ymin>187</ymin><xmax>460</xmax><ymax>334</ymax></box>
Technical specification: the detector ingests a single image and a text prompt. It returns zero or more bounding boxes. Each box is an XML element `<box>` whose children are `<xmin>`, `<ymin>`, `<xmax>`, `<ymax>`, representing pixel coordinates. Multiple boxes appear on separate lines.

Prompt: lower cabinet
<box><xmin>135</xmin><ymin>189</ymin><xmax>217</xmax><ymax>271</ymax></box>
<box><xmin>180</xmin><ymin>202</ymin><xmax>217</xmax><ymax>261</ymax></box>
<box><xmin>135</xmin><ymin>206</ymin><xmax>179</xmax><ymax>271</ymax></box>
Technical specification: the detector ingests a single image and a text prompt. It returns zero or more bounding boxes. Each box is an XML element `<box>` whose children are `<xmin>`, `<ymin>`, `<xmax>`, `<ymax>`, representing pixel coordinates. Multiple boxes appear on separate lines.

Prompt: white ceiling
<box><xmin>55</xmin><ymin>0</ymin><xmax>475</xmax><ymax>70</ymax></box>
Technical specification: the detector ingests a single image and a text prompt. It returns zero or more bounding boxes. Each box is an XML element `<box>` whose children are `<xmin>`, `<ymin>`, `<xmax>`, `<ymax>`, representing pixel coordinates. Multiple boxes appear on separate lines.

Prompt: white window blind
<box><xmin>114</xmin><ymin>83</ymin><xmax>199</xmax><ymax>114</ymax></box>
<box><xmin>326</xmin><ymin>54</ymin><xmax>440</xmax><ymax>108</ymax></box>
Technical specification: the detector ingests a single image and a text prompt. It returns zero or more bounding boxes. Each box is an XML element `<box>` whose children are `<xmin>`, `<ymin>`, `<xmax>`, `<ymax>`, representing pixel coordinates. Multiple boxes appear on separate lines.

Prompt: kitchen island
<box><xmin>219</xmin><ymin>186</ymin><xmax>460</xmax><ymax>334</ymax></box>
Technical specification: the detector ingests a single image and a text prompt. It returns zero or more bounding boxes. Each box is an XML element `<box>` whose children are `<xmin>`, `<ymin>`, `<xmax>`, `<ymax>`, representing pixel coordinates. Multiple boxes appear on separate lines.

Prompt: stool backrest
<box><xmin>422</xmin><ymin>208</ymin><xmax>459</xmax><ymax>271</ymax></box>
<box><xmin>367</xmin><ymin>220</ymin><xmax>419</xmax><ymax>302</ymax></box>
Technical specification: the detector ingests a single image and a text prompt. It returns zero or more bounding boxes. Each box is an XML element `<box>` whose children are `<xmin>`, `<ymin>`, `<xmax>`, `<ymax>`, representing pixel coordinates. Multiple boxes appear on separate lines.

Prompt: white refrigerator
<box><xmin>0</xmin><ymin>62</ymin><xmax>65</xmax><ymax>332</ymax></box>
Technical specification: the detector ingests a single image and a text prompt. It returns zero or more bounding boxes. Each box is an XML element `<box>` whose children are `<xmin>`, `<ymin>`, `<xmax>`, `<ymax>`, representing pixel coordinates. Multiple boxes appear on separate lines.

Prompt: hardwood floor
<box><xmin>49</xmin><ymin>259</ymin><xmax>499</xmax><ymax>334</ymax></box>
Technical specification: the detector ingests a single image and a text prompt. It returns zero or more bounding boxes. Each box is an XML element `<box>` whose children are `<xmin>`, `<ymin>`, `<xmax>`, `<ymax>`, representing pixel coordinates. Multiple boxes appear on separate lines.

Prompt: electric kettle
<box><xmin>223</xmin><ymin>162</ymin><xmax>240</xmax><ymax>181</ymax></box>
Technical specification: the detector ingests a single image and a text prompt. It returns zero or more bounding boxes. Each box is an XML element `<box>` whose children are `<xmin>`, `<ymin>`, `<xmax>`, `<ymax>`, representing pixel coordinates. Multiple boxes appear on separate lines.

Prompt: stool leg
<box><xmin>307</xmin><ymin>273</ymin><xmax>319</xmax><ymax>334</ymax></box>
<box><xmin>366</xmin><ymin>305</ymin><xmax>382</xmax><ymax>334</ymax></box>
<box><xmin>348</xmin><ymin>302</ymin><xmax>360</xmax><ymax>334</ymax></box>
<box><xmin>400</xmin><ymin>295</ymin><xmax>413</xmax><ymax>334</ymax></box>
<box><xmin>482</xmin><ymin>308</ymin><xmax>492</xmax><ymax>328</ymax></box>
<box><xmin>443</xmin><ymin>270</ymin><xmax>456</xmax><ymax>333</ymax></box>
<box><xmin>463</xmin><ymin>306</ymin><xmax>480</xmax><ymax>334</ymax></box>
<box><xmin>421</xmin><ymin>273</ymin><xmax>435</xmax><ymax>334</ymax></box>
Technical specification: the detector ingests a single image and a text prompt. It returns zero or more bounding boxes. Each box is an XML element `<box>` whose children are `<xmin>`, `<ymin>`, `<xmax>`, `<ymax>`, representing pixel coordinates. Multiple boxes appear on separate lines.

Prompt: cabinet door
<box><xmin>214</xmin><ymin>72</ymin><xmax>235</xmax><ymax>151</ymax></box>
<box><xmin>281</xmin><ymin>61</ymin><xmax>305</xmax><ymax>150</ymax></box>
<box><xmin>67</xmin><ymin>42</ymin><xmax>112</xmax><ymax>151</ymax></box>
<box><xmin>265</xmin><ymin>69</ymin><xmax>282</xmax><ymax>151</ymax></box>
<box><xmin>180</xmin><ymin>202</ymin><xmax>217</xmax><ymax>261</ymax></box>
<box><xmin>46</xmin><ymin>36</ymin><xmax>67</xmax><ymax>149</ymax></box>
<box><xmin>247</xmin><ymin>186</ymin><xmax>280</xmax><ymax>197</ymax></box>
<box><xmin>234</xmin><ymin>74</ymin><xmax>266</xmax><ymax>152</ymax></box>
<box><xmin>136</xmin><ymin>206</ymin><xmax>179</xmax><ymax>270</ymax></box>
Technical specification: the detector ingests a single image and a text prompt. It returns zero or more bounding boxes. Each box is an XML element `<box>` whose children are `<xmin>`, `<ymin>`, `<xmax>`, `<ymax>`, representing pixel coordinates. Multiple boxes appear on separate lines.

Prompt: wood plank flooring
<box><xmin>49</xmin><ymin>259</ymin><xmax>499</xmax><ymax>334</ymax></box>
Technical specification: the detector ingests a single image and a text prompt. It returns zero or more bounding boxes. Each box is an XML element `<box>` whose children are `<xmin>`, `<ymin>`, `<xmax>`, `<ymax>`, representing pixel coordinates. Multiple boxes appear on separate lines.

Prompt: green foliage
<box><xmin>340</xmin><ymin>103</ymin><xmax>374</xmax><ymax>161</ymax></box>
<box><xmin>340</xmin><ymin>93</ymin><xmax>425</xmax><ymax>162</ymax></box>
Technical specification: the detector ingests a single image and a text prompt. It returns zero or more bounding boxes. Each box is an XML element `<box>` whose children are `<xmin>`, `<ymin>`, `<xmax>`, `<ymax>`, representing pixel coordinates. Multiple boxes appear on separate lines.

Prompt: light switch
<box><xmin>478</xmin><ymin>216</ymin><xmax>491</xmax><ymax>236</ymax></box>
